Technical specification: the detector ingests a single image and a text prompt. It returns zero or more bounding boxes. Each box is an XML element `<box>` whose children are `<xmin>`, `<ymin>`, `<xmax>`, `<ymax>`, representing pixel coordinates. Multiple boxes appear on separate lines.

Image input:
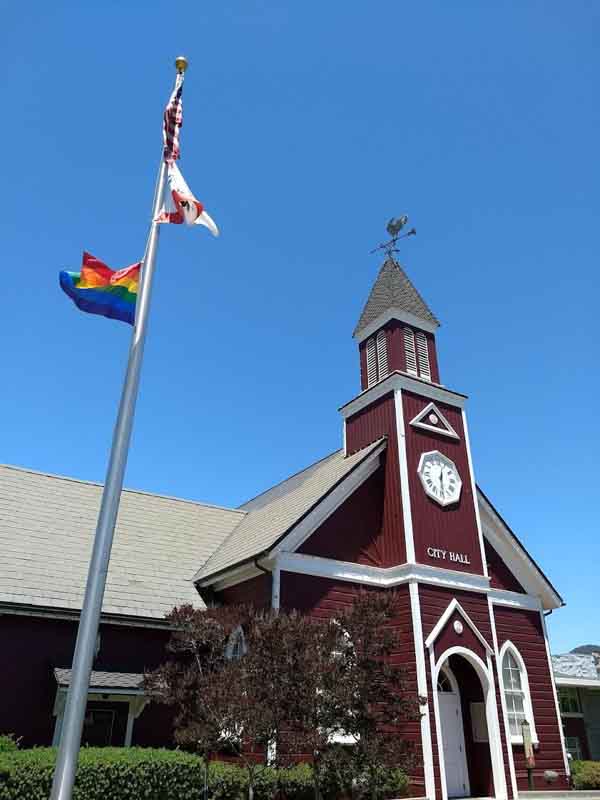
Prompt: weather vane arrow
<box><xmin>370</xmin><ymin>214</ymin><xmax>416</xmax><ymax>258</ymax></box>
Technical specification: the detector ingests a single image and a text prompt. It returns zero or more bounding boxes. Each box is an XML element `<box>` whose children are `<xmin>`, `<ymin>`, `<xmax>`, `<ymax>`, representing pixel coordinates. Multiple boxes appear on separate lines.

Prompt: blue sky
<box><xmin>1</xmin><ymin>2</ymin><xmax>598</xmax><ymax>653</ymax></box>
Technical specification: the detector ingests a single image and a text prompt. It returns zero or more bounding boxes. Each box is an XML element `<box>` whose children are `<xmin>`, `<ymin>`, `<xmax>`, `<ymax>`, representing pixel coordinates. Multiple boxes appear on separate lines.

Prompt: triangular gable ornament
<box><xmin>409</xmin><ymin>401</ymin><xmax>459</xmax><ymax>440</ymax></box>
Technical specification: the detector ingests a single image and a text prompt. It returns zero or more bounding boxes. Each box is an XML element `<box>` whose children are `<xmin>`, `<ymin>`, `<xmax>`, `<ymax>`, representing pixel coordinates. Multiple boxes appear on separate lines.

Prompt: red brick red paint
<box><xmin>493</xmin><ymin>605</ymin><xmax>569</xmax><ymax>791</ymax></box>
<box><xmin>345</xmin><ymin>393</ymin><xmax>407</xmax><ymax>566</ymax></box>
<box><xmin>299</xmin><ymin>466</ymin><xmax>386</xmax><ymax>566</ymax></box>
<box><xmin>485</xmin><ymin>539</ymin><xmax>526</xmax><ymax>593</ymax></box>
<box><xmin>403</xmin><ymin>391</ymin><xmax>484</xmax><ymax>575</ymax></box>
<box><xmin>0</xmin><ymin>614</ymin><xmax>172</xmax><ymax>747</ymax></box>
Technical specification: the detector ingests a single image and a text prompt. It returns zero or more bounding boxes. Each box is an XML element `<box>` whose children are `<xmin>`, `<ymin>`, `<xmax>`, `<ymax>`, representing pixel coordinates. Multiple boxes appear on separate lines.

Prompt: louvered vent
<box><xmin>366</xmin><ymin>337</ymin><xmax>377</xmax><ymax>386</ymax></box>
<box><xmin>376</xmin><ymin>330</ymin><xmax>388</xmax><ymax>380</ymax></box>
<box><xmin>403</xmin><ymin>328</ymin><xmax>418</xmax><ymax>376</ymax></box>
<box><xmin>416</xmin><ymin>331</ymin><xmax>431</xmax><ymax>381</ymax></box>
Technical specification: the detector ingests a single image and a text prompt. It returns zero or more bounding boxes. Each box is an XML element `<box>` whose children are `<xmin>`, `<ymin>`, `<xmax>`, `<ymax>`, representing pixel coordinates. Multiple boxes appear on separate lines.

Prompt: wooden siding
<box><xmin>388</xmin><ymin>322</ymin><xmax>440</xmax><ymax>384</ymax></box>
<box><xmin>280</xmin><ymin>574</ymin><xmax>425</xmax><ymax>790</ymax></box>
<box><xmin>403</xmin><ymin>391</ymin><xmax>484</xmax><ymax>575</ymax></box>
<box><xmin>494</xmin><ymin>606</ymin><xmax>569</xmax><ymax>791</ymax></box>
<box><xmin>432</xmin><ymin>609</ymin><xmax>488</xmax><ymax>665</ymax></box>
<box><xmin>0</xmin><ymin>614</ymin><xmax>173</xmax><ymax>747</ymax></box>
<box><xmin>345</xmin><ymin>393</ymin><xmax>407</xmax><ymax>566</ymax></box>
<box><xmin>217</xmin><ymin>573</ymin><xmax>271</xmax><ymax>608</ymax></box>
<box><xmin>485</xmin><ymin>539</ymin><xmax>526</xmax><ymax>593</ymax></box>
<box><xmin>298</xmin><ymin>466</ymin><xmax>386</xmax><ymax>566</ymax></box>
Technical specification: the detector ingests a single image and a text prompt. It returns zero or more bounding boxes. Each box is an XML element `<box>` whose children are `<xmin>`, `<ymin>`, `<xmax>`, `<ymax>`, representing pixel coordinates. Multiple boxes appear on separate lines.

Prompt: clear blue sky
<box><xmin>1</xmin><ymin>2</ymin><xmax>598</xmax><ymax>654</ymax></box>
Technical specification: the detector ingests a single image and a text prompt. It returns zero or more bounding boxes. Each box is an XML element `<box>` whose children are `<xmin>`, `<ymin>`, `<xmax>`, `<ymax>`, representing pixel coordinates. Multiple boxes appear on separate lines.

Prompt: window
<box><xmin>225</xmin><ymin>626</ymin><xmax>247</xmax><ymax>661</ymax></box>
<box><xmin>404</xmin><ymin>327</ymin><xmax>432</xmax><ymax>381</ymax></box>
<box><xmin>559</xmin><ymin>687</ymin><xmax>582</xmax><ymax>715</ymax></box>
<box><xmin>365</xmin><ymin>330</ymin><xmax>389</xmax><ymax>387</ymax></box>
<box><xmin>471</xmin><ymin>702</ymin><xmax>489</xmax><ymax>743</ymax></box>
<box><xmin>437</xmin><ymin>669</ymin><xmax>453</xmax><ymax>693</ymax></box>
<box><xmin>565</xmin><ymin>736</ymin><xmax>583</xmax><ymax>761</ymax></box>
<box><xmin>500</xmin><ymin>643</ymin><xmax>537</xmax><ymax>743</ymax></box>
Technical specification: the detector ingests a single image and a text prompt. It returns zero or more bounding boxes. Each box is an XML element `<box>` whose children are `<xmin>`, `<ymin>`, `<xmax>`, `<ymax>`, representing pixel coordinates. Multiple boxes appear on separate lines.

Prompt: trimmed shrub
<box><xmin>571</xmin><ymin>760</ymin><xmax>600</xmax><ymax>790</ymax></box>
<box><xmin>0</xmin><ymin>748</ymin><xmax>409</xmax><ymax>800</ymax></box>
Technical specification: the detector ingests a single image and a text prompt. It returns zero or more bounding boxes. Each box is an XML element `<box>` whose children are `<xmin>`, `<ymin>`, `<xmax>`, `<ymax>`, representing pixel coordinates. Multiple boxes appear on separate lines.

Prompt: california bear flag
<box><xmin>156</xmin><ymin>163</ymin><xmax>219</xmax><ymax>236</ymax></box>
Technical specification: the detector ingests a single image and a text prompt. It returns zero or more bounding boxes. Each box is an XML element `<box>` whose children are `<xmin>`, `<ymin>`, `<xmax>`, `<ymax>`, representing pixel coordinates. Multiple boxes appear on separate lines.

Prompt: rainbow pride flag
<box><xmin>60</xmin><ymin>252</ymin><xmax>141</xmax><ymax>325</ymax></box>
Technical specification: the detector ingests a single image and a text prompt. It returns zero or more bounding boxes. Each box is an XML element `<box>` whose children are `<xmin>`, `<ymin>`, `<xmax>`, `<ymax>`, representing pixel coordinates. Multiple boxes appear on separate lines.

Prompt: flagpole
<box><xmin>49</xmin><ymin>57</ymin><xmax>188</xmax><ymax>800</ymax></box>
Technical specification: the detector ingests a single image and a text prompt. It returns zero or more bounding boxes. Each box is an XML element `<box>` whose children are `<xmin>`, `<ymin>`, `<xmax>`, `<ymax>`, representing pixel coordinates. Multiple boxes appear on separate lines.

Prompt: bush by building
<box><xmin>571</xmin><ymin>760</ymin><xmax>600</xmax><ymax>790</ymax></box>
<box><xmin>0</xmin><ymin>747</ymin><xmax>409</xmax><ymax>800</ymax></box>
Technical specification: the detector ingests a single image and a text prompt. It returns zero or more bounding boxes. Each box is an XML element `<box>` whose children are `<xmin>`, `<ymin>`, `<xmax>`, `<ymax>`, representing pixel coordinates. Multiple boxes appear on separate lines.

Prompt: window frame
<box><xmin>499</xmin><ymin>641</ymin><xmax>538</xmax><ymax>745</ymax></box>
<box><xmin>225</xmin><ymin>625</ymin><xmax>247</xmax><ymax>661</ymax></box>
<box><xmin>559</xmin><ymin>687</ymin><xmax>583</xmax><ymax>717</ymax></box>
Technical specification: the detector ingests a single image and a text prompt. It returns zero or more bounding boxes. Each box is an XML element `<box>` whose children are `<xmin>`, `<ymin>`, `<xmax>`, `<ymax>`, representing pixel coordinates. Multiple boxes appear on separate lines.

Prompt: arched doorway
<box><xmin>434</xmin><ymin>649</ymin><xmax>505</xmax><ymax>800</ymax></box>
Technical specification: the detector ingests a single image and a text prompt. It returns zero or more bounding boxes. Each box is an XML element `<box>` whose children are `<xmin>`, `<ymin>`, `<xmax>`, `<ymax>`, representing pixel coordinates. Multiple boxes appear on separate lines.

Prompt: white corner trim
<box><xmin>395</xmin><ymin>390</ymin><xmax>416</xmax><ymax>563</ymax></box>
<box><xmin>424</xmin><ymin>598</ymin><xmax>493</xmax><ymax>653</ymax></box>
<box><xmin>271</xmin><ymin>560</ymin><xmax>281</xmax><ymax>611</ymax></box>
<box><xmin>409</xmin><ymin>401</ymin><xmax>460</xmax><ymax>440</ymax></box>
<box><xmin>271</xmin><ymin>445</ymin><xmax>385</xmax><ymax>556</ymax></box>
<box><xmin>409</xmin><ymin>582</ymin><xmax>435</xmax><ymax>799</ymax></box>
<box><xmin>339</xmin><ymin>372</ymin><xmax>468</xmax><ymax>419</ymax></box>
<box><xmin>354</xmin><ymin>308</ymin><xmax>439</xmax><ymax>343</ymax></box>
<box><xmin>540</xmin><ymin>611</ymin><xmax>571</xmax><ymax>776</ymax></box>
<box><xmin>429</xmin><ymin>645</ymin><xmax>449</xmax><ymax>800</ymax></box>
<box><xmin>488</xmin><ymin>597</ymin><xmax>519</xmax><ymax>799</ymax></box>
<box><xmin>462</xmin><ymin>410</ymin><xmax>489</xmax><ymax>579</ymax></box>
<box><xmin>497</xmin><ymin>640</ymin><xmax>539</xmax><ymax>746</ymax></box>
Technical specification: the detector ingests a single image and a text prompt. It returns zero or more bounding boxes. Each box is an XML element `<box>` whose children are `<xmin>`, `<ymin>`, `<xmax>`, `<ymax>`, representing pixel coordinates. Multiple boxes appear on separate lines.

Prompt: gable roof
<box><xmin>194</xmin><ymin>439</ymin><xmax>386</xmax><ymax>583</ymax></box>
<box><xmin>0</xmin><ymin>464</ymin><xmax>243</xmax><ymax>621</ymax></box>
<box><xmin>353</xmin><ymin>258</ymin><xmax>439</xmax><ymax>338</ymax></box>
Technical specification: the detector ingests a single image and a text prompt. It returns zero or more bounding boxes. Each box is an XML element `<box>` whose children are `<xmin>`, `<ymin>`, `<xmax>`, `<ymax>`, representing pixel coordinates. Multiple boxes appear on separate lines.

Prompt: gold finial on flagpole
<box><xmin>175</xmin><ymin>55</ymin><xmax>189</xmax><ymax>73</ymax></box>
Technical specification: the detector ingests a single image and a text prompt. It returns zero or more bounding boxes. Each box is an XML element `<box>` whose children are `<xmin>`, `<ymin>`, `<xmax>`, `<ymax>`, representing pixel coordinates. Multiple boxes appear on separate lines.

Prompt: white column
<box><xmin>124</xmin><ymin>696</ymin><xmax>149</xmax><ymax>747</ymax></box>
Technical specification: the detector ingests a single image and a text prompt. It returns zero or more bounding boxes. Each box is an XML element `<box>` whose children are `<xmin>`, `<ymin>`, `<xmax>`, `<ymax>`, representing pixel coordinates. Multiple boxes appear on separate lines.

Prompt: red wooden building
<box><xmin>0</xmin><ymin>258</ymin><xmax>570</xmax><ymax>799</ymax></box>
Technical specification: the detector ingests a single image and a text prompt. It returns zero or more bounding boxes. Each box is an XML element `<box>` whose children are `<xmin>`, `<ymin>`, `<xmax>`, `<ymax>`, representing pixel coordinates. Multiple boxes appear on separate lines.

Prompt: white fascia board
<box><xmin>554</xmin><ymin>676</ymin><xmax>600</xmax><ymax>688</ymax></box>
<box><xmin>489</xmin><ymin>590</ymin><xmax>541</xmax><ymax>611</ymax></box>
<box><xmin>339</xmin><ymin>372</ymin><xmax>467</xmax><ymax>419</ymax></box>
<box><xmin>208</xmin><ymin>562</ymin><xmax>265</xmax><ymax>592</ymax></box>
<box><xmin>270</xmin><ymin>444</ymin><xmax>385</xmax><ymax>556</ymax></box>
<box><xmin>478</xmin><ymin>495</ymin><xmax>562</xmax><ymax>611</ymax></box>
<box><xmin>424</xmin><ymin>597</ymin><xmax>493</xmax><ymax>653</ymax></box>
<box><xmin>354</xmin><ymin>308</ymin><xmax>439</xmax><ymax>343</ymax></box>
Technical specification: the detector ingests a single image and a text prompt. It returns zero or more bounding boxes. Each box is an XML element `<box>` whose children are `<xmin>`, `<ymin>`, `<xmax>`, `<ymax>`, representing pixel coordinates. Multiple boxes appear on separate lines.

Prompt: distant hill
<box><xmin>571</xmin><ymin>645</ymin><xmax>600</xmax><ymax>654</ymax></box>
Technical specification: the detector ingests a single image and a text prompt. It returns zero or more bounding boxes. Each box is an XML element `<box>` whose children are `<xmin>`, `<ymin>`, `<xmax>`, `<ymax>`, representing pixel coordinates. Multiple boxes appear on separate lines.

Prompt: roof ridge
<box><xmin>0</xmin><ymin>463</ymin><xmax>245</xmax><ymax>515</ymax></box>
<box><xmin>238</xmin><ymin>448</ymin><xmax>342</xmax><ymax>509</ymax></box>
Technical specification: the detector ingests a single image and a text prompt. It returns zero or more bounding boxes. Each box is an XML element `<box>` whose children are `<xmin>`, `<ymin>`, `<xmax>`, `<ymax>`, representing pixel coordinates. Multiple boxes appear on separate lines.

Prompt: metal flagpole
<box><xmin>49</xmin><ymin>56</ymin><xmax>188</xmax><ymax>800</ymax></box>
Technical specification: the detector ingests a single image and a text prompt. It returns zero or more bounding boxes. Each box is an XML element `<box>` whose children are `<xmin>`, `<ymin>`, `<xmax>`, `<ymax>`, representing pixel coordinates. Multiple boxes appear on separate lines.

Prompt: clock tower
<box><xmin>342</xmin><ymin>255</ymin><xmax>488</xmax><ymax>578</ymax></box>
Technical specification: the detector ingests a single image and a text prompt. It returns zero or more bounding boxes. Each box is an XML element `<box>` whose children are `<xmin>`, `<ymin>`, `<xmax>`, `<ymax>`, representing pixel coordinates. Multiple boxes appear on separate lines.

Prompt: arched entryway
<box><xmin>434</xmin><ymin>648</ymin><xmax>506</xmax><ymax>800</ymax></box>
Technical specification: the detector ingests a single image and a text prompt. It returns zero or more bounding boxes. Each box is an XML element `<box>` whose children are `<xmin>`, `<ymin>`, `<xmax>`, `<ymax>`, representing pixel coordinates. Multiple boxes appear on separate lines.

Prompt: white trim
<box><xmin>490</xmin><ymin>590</ymin><xmax>541</xmax><ymax>611</ymax></box>
<box><xmin>395</xmin><ymin>390</ymin><xmax>416</xmax><ymax>563</ymax></box>
<box><xmin>540</xmin><ymin>610</ymin><xmax>571</xmax><ymax>776</ymax></box>
<box><xmin>488</xmin><ymin>597</ymin><xmax>519</xmax><ymax>799</ymax></box>
<box><xmin>424</xmin><ymin>598</ymin><xmax>493</xmax><ymax>653</ymax></box>
<box><xmin>555</xmin><ymin>676</ymin><xmax>600</xmax><ymax>688</ymax></box>
<box><xmin>409</xmin><ymin>582</ymin><xmax>435</xmax><ymax>799</ymax></box>
<box><xmin>339</xmin><ymin>372</ymin><xmax>468</xmax><ymax>419</ymax></box>
<box><xmin>462</xmin><ymin>410</ymin><xmax>489</xmax><ymax>579</ymax></box>
<box><xmin>124</xmin><ymin>697</ymin><xmax>149</xmax><ymax>747</ymax></box>
<box><xmin>478</xmin><ymin>494</ymin><xmax>562</xmax><ymax>611</ymax></box>
<box><xmin>498</xmin><ymin>640</ymin><xmax>539</xmax><ymax>746</ymax></box>
<box><xmin>354</xmin><ymin>307</ymin><xmax>439</xmax><ymax>343</ymax></box>
<box><xmin>409</xmin><ymin>401</ymin><xmax>460</xmax><ymax>440</ymax></box>
<box><xmin>430</xmin><ymin>644</ymin><xmax>448</xmax><ymax>800</ymax></box>
<box><xmin>433</xmin><ymin>646</ymin><xmax>507</xmax><ymax>800</ymax></box>
<box><xmin>270</xmin><ymin>445</ymin><xmax>385</xmax><ymax>555</ymax></box>
<box><xmin>275</xmin><ymin>551</ymin><xmax>491</xmax><ymax>592</ymax></box>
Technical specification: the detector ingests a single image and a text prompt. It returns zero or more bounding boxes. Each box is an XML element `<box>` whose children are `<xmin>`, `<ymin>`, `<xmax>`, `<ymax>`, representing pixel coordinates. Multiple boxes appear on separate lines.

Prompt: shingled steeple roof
<box><xmin>353</xmin><ymin>258</ymin><xmax>439</xmax><ymax>338</ymax></box>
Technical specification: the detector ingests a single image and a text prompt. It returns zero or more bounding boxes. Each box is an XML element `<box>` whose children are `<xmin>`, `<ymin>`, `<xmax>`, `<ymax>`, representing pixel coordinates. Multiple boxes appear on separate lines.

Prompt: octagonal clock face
<box><xmin>417</xmin><ymin>450</ymin><xmax>462</xmax><ymax>507</ymax></box>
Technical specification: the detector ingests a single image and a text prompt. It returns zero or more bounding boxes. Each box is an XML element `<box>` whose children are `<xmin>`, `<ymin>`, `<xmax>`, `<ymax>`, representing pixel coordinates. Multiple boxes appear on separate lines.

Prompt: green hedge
<box><xmin>0</xmin><ymin>748</ymin><xmax>408</xmax><ymax>800</ymax></box>
<box><xmin>571</xmin><ymin>760</ymin><xmax>600</xmax><ymax>790</ymax></box>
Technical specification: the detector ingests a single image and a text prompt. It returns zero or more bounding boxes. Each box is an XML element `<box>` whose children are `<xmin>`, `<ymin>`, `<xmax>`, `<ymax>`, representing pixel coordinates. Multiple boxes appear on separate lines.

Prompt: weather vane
<box><xmin>370</xmin><ymin>215</ymin><xmax>416</xmax><ymax>259</ymax></box>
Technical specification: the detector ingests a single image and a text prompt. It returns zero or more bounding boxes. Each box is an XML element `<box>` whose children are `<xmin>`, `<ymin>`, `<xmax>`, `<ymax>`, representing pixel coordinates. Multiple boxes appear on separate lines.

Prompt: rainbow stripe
<box><xmin>60</xmin><ymin>252</ymin><xmax>140</xmax><ymax>325</ymax></box>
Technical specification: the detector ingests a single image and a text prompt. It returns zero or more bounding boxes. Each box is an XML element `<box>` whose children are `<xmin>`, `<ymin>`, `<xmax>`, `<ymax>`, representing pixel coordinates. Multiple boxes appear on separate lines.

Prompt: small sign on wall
<box><xmin>427</xmin><ymin>546</ymin><xmax>471</xmax><ymax>565</ymax></box>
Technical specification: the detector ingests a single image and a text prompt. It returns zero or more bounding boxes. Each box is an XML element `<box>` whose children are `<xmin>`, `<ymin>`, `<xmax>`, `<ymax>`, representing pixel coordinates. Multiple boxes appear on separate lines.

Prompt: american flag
<box><xmin>163</xmin><ymin>72</ymin><xmax>184</xmax><ymax>162</ymax></box>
